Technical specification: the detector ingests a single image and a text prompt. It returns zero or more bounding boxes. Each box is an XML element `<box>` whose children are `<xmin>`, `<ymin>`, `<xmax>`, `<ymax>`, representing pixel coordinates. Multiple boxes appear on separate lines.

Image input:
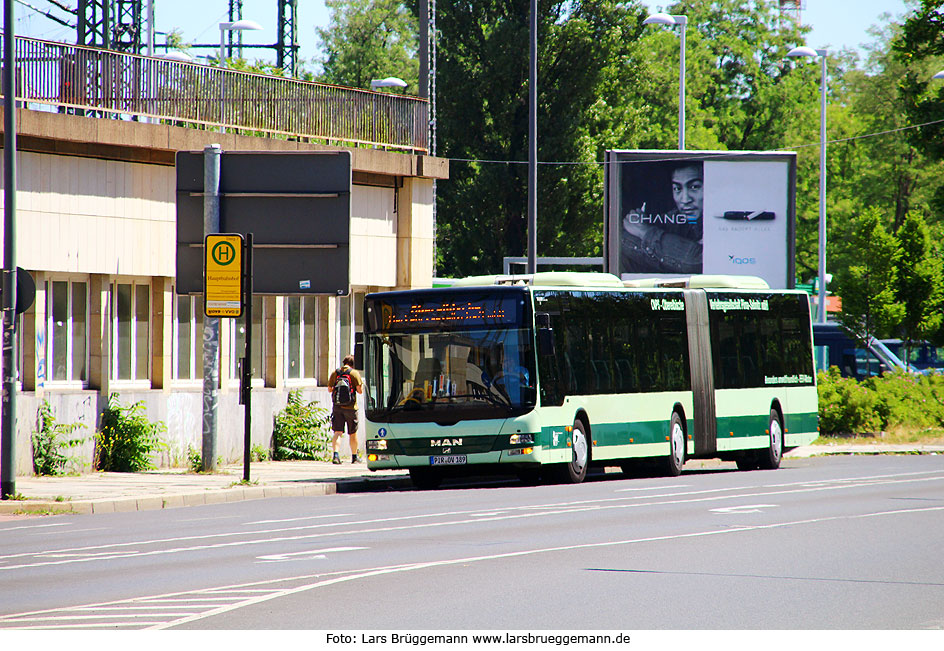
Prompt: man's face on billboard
<box><xmin>671</xmin><ymin>166</ymin><xmax>703</xmax><ymax>219</ymax></box>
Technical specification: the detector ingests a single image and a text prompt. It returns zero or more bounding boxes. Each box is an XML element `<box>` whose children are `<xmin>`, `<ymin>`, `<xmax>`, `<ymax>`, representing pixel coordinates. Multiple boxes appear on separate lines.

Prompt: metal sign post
<box><xmin>240</xmin><ymin>234</ymin><xmax>254</xmax><ymax>482</ymax></box>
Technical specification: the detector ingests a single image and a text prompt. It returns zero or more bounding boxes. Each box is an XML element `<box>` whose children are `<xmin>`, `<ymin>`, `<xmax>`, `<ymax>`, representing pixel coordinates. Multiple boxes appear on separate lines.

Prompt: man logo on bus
<box><xmin>431</xmin><ymin>439</ymin><xmax>462</xmax><ymax>447</ymax></box>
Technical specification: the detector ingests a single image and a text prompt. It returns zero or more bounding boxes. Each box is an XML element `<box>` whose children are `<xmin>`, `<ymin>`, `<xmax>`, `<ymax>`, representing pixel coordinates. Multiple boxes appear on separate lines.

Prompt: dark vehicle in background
<box><xmin>881</xmin><ymin>340</ymin><xmax>944</xmax><ymax>373</ymax></box>
<box><xmin>812</xmin><ymin>323</ymin><xmax>910</xmax><ymax>381</ymax></box>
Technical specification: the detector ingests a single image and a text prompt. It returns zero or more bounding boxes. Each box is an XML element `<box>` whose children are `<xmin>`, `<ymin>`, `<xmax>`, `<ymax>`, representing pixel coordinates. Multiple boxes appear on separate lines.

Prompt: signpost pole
<box><xmin>202</xmin><ymin>144</ymin><xmax>221</xmax><ymax>472</ymax></box>
<box><xmin>242</xmin><ymin>233</ymin><xmax>253</xmax><ymax>483</ymax></box>
<box><xmin>2</xmin><ymin>0</ymin><xmax>18</xmax><ymax>499</ymax></box>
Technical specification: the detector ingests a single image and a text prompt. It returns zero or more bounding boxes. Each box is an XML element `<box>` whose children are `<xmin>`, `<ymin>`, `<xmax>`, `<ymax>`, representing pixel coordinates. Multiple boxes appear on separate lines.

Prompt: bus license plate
<box><xmin>431</xmin><ymin>455</ymin><xmax>467</xmax><ymax>466</ymax></box>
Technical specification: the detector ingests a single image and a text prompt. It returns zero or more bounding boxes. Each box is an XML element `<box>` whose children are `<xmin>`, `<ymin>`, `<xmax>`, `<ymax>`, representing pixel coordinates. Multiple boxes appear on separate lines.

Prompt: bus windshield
<box><xmin>365</xmin><ymin>328</ymin><xmax>536</xmax><ymax>423</ymax></box>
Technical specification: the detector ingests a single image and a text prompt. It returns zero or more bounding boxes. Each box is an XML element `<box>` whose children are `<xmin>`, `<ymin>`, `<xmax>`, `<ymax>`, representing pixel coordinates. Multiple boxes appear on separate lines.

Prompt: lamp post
<box><xmin>644</xmin><ymin>12</ymin><xmax>687</xmax><ymax>150</ymax></box>
<box><xmin>218</xmin><ymin>20</ymin><xmax>263</xmax><ymax>65</ymax></box>
<box><xmin>788</xmin><ymin>46</ymin><xmax>828</xmax><ymax>332</ymax></box>
<box><xmin>216</xmin><ymin>20</ymin><xmax>262</xmax><ymax>132</ymax></box>
<box><xmin>370</xmin><ymin>77</ymin><xmax>408</xmax><ymax>91</ymax></box>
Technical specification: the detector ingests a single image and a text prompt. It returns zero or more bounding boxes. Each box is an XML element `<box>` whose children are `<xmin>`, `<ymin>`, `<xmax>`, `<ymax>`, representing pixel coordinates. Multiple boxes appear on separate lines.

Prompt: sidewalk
<box><xmin>2</xmin><ymin>444</ymin><xmax>941</xmax><ymax>517</ymax></box>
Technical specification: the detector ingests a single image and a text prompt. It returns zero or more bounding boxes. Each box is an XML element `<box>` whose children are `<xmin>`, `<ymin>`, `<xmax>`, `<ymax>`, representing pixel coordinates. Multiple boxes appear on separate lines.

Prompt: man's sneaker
<box><xmin>351</xmin><ymin>454</ymin><xmax>361</xmax><ymax>464</ymax></box>
<box><xmin>332</xmin><ymin>453</ymin><xmax>342</xmax><ymax>465</ymax></box>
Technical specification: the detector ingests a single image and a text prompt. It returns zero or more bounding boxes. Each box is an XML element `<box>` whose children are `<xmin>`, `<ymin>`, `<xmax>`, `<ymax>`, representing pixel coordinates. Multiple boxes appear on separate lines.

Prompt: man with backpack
<box><xmin>329</xmin><ymin>355</ymin><xmax>364</xmax><ymax>464</ymax></box>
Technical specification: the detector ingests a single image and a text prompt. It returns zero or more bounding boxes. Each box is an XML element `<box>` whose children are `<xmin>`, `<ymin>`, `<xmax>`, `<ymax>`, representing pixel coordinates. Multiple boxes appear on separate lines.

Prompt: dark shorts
<box><xmin>331</xmin><ymin>408</ymin><xmax>358</xmax><ymax>434</ymax></box>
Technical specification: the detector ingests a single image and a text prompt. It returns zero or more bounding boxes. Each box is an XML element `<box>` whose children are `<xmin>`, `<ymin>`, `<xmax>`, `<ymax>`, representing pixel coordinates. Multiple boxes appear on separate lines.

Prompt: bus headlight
<box><xmin>367</xmin><ymin>440</ymin><xmax>388</xmax><ymax>450</ymax></box>
<box><xmin>507</xmin><ymin>447</ymin><xmax>534</xmax><ymax>456</ymax></box>
<box><xmin>368</xmin><ymin>453</ymin><xmax>391</xmax><ymax>462</ymax></box>
<box><xmin>509</xmin><ymin>433</ymin><xmax>534</xmax><ymax>445</ymax></box>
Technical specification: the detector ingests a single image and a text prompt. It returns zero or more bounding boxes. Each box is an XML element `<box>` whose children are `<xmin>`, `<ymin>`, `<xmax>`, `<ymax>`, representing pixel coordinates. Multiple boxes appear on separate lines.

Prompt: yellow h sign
<box><xmin>204</xmin><ymin>234</ymin><xmax>244</xmax><ymax>317</ymax></box>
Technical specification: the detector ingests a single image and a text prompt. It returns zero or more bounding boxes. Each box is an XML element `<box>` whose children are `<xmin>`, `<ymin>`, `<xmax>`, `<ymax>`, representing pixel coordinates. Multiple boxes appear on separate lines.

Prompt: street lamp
<box><xmin>643</xmin><ymin>12</ymin><xmax>688</xmax><ymax>150</ymax></box>
<box><xmin>370</xmin><ymin>77</ymin><xmax>408</xmax><ymax>91</ymax></box>
<box><xmin>787</xmin><ymin>46</ymin><xmax>829</xmax><ymax>334</ymax></box>
<box><xmin>218</xmin><ymin>19</ymin><xmax>263</xmax><ymax>65</ymax></box>
<box><xmin>933</xmin><ymin>70</ymin><xmax>944</xmax><ymax>79</ymax></box>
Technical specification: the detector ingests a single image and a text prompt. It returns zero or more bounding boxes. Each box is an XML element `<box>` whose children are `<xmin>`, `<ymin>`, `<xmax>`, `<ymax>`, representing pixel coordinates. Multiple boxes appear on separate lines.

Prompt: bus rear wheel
<box><xmin>664</xmin><ymin>412</ymin><xmax>685</xmax><ymax>477</ymax></box>
<box><xmin>757</xmin><ymin>409</ymin><xmax>783</xmax><ymax>470</ymax></box>
<box><xmin>556</xmin><ymin>419</ymin><xmax>589</xmax><ymax>484</ymax></box>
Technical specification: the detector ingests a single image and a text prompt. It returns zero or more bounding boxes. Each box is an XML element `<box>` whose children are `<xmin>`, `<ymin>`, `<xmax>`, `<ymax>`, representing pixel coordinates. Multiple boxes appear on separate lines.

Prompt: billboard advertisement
<box><xmin>604</xmin><ymin>150</ymin><xmax>796</xmax><ymax>289</ymax></box>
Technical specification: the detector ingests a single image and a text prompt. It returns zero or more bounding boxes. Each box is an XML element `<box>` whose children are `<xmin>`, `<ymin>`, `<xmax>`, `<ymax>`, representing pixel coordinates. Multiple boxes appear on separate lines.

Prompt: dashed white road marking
<box><xmin>256</xmin><ymin>546</ymin><xmax>367</xmax><ymax>562</ymax></box>
<box><xmin>710</xmin><ymin>504</ymin><xmax>779</xmax><ymax>514</ymax></box>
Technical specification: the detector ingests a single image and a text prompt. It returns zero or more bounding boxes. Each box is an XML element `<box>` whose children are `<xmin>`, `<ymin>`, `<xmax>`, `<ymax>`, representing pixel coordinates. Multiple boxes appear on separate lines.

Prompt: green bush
<box><xmin>31</xmin><ymin>401</ymin><xmax>87</xmax><ymax>476</ymax></box>
<box><xmin>818</xmin><ymin>368</ymin><xmax>944</xmax><ymax>435</ymax></box>
<box><xmin>272</xmin><ymin>390</ymin><xmax>331</xmax><ymax>461</ymax></box>
<box><xmin>95</xmin><ymin>394</ymin><xmax>167</xmax><ymax>472</ymax></box>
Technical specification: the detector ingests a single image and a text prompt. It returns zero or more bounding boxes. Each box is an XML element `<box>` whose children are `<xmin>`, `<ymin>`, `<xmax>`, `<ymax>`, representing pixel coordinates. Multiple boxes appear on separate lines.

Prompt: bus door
<box><xmin>683</xmin><ymin>290</ymin><xmax>717</xmax><ymax>455</ymax></box>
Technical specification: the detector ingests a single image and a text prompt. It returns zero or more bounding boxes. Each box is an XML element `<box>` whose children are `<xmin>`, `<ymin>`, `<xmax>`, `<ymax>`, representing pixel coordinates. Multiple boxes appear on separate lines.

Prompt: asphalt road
<box><xmin>1</xmin><ymin>455</ymin><xmax>943</xmax><ymax>630</ymax></box>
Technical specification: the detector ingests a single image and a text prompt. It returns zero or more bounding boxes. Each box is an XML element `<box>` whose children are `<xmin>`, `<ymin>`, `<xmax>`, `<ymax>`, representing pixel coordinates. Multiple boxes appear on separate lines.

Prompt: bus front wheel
<box><xmin>557</xmin><ymin>419</ymin><xmax>589</xmax><ymax>484</ymax></box>
<box><xmin>665</xmin><ymin>412</ymin><xmax>685</xmax><ymax>477</ymax></box>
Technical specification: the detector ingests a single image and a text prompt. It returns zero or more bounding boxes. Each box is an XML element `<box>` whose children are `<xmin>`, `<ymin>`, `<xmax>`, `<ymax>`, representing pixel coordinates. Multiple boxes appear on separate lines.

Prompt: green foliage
<box><xmin>251</xmin><ymin>444</ymin><xmax>270</xmax><ymax>462</ymax></box>
<box><xmin>272</xmin><ymin>390</ymin><xmax>332</xmax><ymax>461</ymax></box>
<box><xmin>95</xmin><ymin>395</ymin><xmax>167</xmax><ymax>473</ymax></box>
<box><xmin>817</xmin><ymin>367</ymin><xmax>886</xmax><ymax>435</ymax></box>
<box><xmin>187</xmin><ymin>446</ymin><xmax>204</xmax><ymax>473</ymax></box>
<box><xmin>835</xmin><ymin>207</ymin><xmax>904</xmax><ymax>350</ymax></box>
<box><xmin>31</xmin><ymin>401</ymin><xmax>87</xmax><ymax>476</ymax></box>
<box><xmin>818</xmin><ymin>367</ymin><xmax>944</xmax><ymax>435</ymax></box>
<box><xmin>895</xmin><ymin>211</ymin><xmax>944</xmax><ymax>354</ymax></box>
<box><xmin>317</xmin><ymin>0</ymin><xmax>419</xmax><ymax>89</ymax></box>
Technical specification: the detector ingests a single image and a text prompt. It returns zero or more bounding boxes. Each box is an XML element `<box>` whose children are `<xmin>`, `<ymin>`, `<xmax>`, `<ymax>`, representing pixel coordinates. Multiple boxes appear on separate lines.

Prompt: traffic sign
<box><xmin>204</xmin><ymin>233</ymin><xmax>244</xmax><ymax>317</ymax></box>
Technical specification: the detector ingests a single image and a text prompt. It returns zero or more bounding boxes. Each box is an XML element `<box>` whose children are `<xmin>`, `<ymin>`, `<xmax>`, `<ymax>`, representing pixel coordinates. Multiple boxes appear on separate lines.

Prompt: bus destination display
<box><xmin>369</xmin><ymin>296</ymin><xmax>522</xmax><ymax>332</ymax></box>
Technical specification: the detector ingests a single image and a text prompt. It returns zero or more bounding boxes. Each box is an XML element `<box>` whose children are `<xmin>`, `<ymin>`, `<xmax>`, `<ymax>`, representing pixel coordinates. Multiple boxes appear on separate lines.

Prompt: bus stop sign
<box><xmin>204</xmin><ymin>233</ymin><xmax>244</xmax><ymax>317</ymax></box>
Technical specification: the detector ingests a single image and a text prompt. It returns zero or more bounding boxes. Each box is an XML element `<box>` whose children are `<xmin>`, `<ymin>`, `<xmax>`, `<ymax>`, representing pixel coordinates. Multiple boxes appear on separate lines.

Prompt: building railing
<box><xmin>0</xmin><ymin>35</ymin><xmax>429</xmax><ymax>154</ymax></box>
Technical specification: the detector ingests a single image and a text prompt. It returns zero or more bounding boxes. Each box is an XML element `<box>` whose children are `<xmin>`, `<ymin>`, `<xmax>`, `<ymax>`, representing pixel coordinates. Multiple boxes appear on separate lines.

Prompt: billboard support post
<box><xmin>202</xmin><ymin>144</ymin><xmax>221</xmax><ymax>472</ymax></box>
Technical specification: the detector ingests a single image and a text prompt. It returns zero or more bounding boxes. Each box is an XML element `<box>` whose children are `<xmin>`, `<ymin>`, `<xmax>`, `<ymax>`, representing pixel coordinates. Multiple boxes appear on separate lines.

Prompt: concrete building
<box><xmin>0</xmin><ymin>107</ymin><xmax>447</xmax><ymax>474</ymax></box>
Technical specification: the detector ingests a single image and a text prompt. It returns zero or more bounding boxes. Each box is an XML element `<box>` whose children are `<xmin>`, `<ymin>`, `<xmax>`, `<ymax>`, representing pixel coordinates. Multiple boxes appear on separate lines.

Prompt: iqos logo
<box><xmin>729</xmin><ymin>255</ymin><xmax>757</xmax><ymax>265</ymax></box>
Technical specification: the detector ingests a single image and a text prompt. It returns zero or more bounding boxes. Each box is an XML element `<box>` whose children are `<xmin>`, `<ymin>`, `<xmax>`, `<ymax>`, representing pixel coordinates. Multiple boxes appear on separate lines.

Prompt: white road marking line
<box><xmin>146</xmin><ymin>504</ymin><xmax>944</xmax><ymax>630</ymax></box>
<box><xmin>710</xmin><ymin>504</ymin><xmax>779</xmax><ymax>514</ymax></box>
<box><xmin>615</xmin><ymin>484</ymin><xmax>690</xmax><ymax>492</ymax></box>
<box><xmin>0</xmin><ymin>522</ymin><xmax>71</xmax><ymax>532</ymax></box>
<box><xmin>3</xmin><ymin>472</ymin><xmax>943</xmax><ymax>572</ymax></box>
<box><xmin>246</xmin><ymin>514</ymin><xmax>354</xmax><ymax>525</ymax></box>
<box><xmin>256</xmin><ymin>546</ymin><xmax>367</xmax><ymax>562</ymax></box>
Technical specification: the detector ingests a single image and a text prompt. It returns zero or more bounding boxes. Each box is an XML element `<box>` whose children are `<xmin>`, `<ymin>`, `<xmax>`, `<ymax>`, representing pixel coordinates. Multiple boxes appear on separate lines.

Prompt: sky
<box><xmin>7</xmin><ymin>0</ymin><xmax>914</xmax><ymax>69</ymax></box>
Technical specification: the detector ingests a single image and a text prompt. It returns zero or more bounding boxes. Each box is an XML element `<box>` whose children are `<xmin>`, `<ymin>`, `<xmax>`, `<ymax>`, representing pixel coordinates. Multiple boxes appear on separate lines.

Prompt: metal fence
<box><xmin>0</xmin><ymin>35</ymin><xmax>429</xmax><ymax>153</ymax></box>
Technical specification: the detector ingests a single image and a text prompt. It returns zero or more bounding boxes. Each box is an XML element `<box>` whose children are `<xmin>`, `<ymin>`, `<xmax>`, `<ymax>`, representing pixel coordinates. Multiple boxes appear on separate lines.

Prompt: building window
<box><xmin>174</xmin><ymin>295</ymin><xmax>204</xmax><ymax>381</ymax></box>
<box><xmin>113</xmin><ymin>282</ymin><xmax>149</xmax><ymax>382</ymax></box>
<box><xmin>286</xmin><ymin>296</ymin><xmax>316</xmax><ymax>380</ymax></box>
<box><xmin>46</xmin><ymin>279</ymin><xmax>88</xmax><ymax>384</ymax></box>
<box><xmin>232</xmin><ymin>295</ymin><xmax>263</xmax><ymax>382</ymax></box>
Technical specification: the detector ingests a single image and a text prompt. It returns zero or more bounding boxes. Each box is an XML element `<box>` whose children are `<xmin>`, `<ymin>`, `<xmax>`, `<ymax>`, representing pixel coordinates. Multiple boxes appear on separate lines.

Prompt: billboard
<box><xmin>604</xmin><ymin>150</ymin><xmax>796</xmax><ymax>289</ymax></box>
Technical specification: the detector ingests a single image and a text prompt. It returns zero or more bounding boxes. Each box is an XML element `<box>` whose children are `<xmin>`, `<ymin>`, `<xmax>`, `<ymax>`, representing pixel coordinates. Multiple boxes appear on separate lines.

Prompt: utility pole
<box><xmin>2</xmin><ymin>0</ymin><xmax>19</xmax><ymax>499</ymax></box>
<box><xmin>202</xmin><ymin>144</ymin><xmax>221</xmax><ymax>471</ymax></box>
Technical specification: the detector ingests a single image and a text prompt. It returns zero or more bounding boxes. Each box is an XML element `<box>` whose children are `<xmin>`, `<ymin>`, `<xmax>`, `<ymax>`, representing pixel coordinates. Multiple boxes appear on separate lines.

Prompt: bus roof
<box><xmin>623</xmin><ymin>275</ymin><xmax>771</xmax><ymax>290</ymax></box>
<box><xmin>450</xmin><ymin>272</ymin><xmax>625</xmax><ymax>288</ymax></box>
<box><xmin>448</xmin><ymin>272</ymin><xmax>770</xmax><ymax>290</ymax></box>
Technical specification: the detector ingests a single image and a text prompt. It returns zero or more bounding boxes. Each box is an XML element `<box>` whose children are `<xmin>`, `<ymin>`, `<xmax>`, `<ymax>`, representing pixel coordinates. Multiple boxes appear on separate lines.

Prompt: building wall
<box><xmin>0</xmin><ymin>128</ymin><xmax>442</xmax><ymax>476</ymax></box>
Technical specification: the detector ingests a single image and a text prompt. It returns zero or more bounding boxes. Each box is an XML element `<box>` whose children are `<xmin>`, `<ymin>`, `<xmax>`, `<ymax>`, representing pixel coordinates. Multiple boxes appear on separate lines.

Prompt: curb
<box><xmin>0</xmin><ymin>475</ymin><xmax>415</xmax><ymax>516</ymax></box>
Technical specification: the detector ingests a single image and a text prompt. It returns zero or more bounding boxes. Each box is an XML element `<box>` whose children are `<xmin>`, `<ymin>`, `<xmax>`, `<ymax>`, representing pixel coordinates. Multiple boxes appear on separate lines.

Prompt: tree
<box><xmin>895</xmin><ymin>211</ymin><xmax>944</xmax><ymax>360</ymax></box>
<box><xmin>834</xmin><ymin>207</ymin><xmax>904</xmax><ymax>373</ymax></box>
<box><xmin>435</xmin><ymin>0</ymin><xmax>647</xmax><ymax>276</ymax></box>
<box><xmin>316</xmin><ymin>0</ymin><xmax>419</xmax><ymax>90</ymax></box>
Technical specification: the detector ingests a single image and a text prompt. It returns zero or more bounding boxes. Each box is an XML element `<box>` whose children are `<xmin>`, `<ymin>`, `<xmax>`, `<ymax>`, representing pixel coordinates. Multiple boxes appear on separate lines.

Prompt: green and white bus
<box><xmin>363</xmin><ymin>272</ymin><xmax>818</xmax><ymax>488</ymax></box>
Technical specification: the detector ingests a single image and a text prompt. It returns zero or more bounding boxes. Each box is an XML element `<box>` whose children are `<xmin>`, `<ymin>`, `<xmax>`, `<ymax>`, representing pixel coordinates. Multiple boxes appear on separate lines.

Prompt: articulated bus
<box><xmin>363</xmin><ymin>272</ymin><xmax>818</xmax><ymax>488</ymax></box>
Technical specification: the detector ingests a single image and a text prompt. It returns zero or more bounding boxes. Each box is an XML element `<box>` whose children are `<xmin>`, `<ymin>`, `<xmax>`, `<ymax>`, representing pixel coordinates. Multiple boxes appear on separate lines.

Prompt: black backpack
<box><xmin>333</xmin><ymin>366</ymin><xmax>355</xmax><ymax>406</ymax></box>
